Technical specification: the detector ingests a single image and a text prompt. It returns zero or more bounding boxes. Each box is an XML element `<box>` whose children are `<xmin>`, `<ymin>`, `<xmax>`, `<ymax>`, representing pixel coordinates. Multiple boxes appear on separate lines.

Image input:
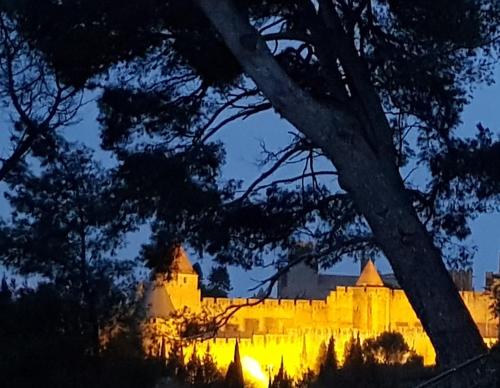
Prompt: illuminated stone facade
<box><xmin>142</xmin><ymin>247</ymin><xmax>497</xmax><ymax>383</ymax></box>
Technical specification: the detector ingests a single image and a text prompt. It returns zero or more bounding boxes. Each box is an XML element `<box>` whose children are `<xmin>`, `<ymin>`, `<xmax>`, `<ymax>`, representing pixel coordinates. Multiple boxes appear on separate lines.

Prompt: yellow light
<box><xmin>241</xmin><ymin>356</ymin><xmax>267</xmax><ymax>387</ymax></box>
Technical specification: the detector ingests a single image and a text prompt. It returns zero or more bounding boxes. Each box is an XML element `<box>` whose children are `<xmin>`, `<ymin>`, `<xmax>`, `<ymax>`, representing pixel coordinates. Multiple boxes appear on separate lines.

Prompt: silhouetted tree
<box><xmin>270</xmin><ymin>356</ymin><xmax>294</xmax><ymax>388</ymax></box>
<box><xmin>363</xmin><ymin>332</ymin><xmax>411</xmax><ymax>365</ymax></box>
<box><xmin>186</xmin><ymin>348</ymin><xmax>203</xmax><ymax>386</ymax></box>
<box><xmin>199</xmin><ymin>346</ymin><xmax>224</xmax><ymax>387</ymax></box>
<box><xmin>225</xmin><ymin>341</ymin><xmax>244</xmax><ymax>388</ymax></box>
<box><xmin>343</xmin><ymin>335</ymin><xmax>364</xmax><ymax>370</ymax></box>
<box><xmin>489</xmin><ymin>277</ymin><xmax>500</xmax><ymax>326</ymax></box>
<box><xmin>7</xmin><ymin>0</ymin><xmax>500</xmax><ymax>368</ymax></box>
<box><xmin>143</xmin><ymin>242</ymin><xmax>189</xmax><ymax>276</ymax></box>
<box><xmin>205</xmin><ymin>266</ymin><xmax>232</xmax><ymax>298</ymax></box>
<box><xmin>0</xmin><ymin>141</ymin><xmax>136</xmax><ymax>355</ymax></box>
<box><xmin>0</xmin><ymin>12</ymin><xmax>82</xmax><ymax>182</ymax></box>
<box><xmin>166</xmin><ymin>341</ymin><xmax>188</xmax><ymax>381</ymax></box>
<box><xmin>318</xmin><ymin>336</ymin><xmax>338</xmax><ymax>384</ymax></box>
<box><xmin>193</xmin><ymin>262</ymin><xmax>205</xmax><ymax>291</ymax></box>
<box><xmin>296</xmin><ymin>370</ymin><xmax>316</xmax><ymax>388</ymax></box>
<box><xmin>0</xmin><ymin>281</ymin><xmax>161</xmax><ymax>388</ymax></box>
<box><xmin>164</xmin><ymin>343</ymin><xmax>224</xmax><ymax>387</ymax></box>
<box><xmin>315</xmin><ymin>341</ymin><xmax>327</xmax><ymax>373</ymax></box>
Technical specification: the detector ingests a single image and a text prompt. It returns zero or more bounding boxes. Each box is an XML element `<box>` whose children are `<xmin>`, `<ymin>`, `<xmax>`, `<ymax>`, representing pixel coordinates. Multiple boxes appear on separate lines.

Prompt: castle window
<box><xmin>244</xmin><ymin>318</ymin><xmax>259</xmax><ymax>334</ymax></box>
<box><xmin>264</xmin><ymin>317</ymin><xmax>278</xmax><ymax>333</ymax></box>
<box><xmin>224</xmin><ymin>324</ymin><xmax>239</xmax><ymax>335</ymax></box>
<box><xmin>183</xmin><ymin>277</ymin><xmax>187</xmax><ymax>284</ymax></box>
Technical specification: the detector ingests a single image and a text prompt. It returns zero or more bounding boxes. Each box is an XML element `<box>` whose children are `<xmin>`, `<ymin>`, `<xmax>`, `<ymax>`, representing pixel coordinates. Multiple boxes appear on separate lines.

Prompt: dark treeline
<box><xmin>1</xmin><ymin>276</ymin><xmax>432</xmax><ymax>388</ymax></box>
<box><xmin>0</xmin><ymin>278</ymin><xmax>163</xmax><ymax>388</ymax></box>
<box><xmin>153</xmin><ymin>331</ymin><xmax>433</xmax><ymax>388</ymax></box>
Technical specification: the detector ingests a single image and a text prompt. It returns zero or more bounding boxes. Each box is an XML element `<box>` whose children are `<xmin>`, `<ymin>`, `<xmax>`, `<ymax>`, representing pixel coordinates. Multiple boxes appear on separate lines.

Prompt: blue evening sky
<box><xmin>1</xmin><ymin>67</ymin><xmax>499</xmax><ymax>296</ymax></box>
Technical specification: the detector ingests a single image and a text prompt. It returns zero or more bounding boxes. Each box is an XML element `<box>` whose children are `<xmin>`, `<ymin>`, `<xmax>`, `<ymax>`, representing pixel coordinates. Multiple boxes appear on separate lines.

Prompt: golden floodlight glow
<box><xmin>241</xmin><ymin>356</ymin><xmax>267</xmax><ymax>387</ymax></box>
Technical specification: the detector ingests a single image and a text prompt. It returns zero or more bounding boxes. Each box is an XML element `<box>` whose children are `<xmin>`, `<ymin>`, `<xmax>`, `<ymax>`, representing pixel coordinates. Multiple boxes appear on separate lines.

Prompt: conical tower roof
<box><xmin>144</xmin><ymin>281</ymin><xmax>175</xmax><ymax>319</ymax></box>
<box><xmin>355</xmin><ymin>259</ymin><xmax>384</xmax><ymax>287</ymax></box>
<box><xmin>171</xmin><ymin>245</ymin><xmax>195</xmax><ymax>274</ymax></box>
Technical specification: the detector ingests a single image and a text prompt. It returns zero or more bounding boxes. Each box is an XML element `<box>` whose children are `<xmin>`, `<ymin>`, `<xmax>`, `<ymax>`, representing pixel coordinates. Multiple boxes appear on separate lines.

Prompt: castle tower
<box><xmin>170</xmin><ymin>245</ymin><xmax>197</xmax><ymax>274</ymax></box>
<box><xmin>355</xmin><ymin>259</ymin><xmax>384</xmax><ymax>287</ymax></box>
<box><xmin>352</xmin><ymin>259</ymin><xmax>387</xmax><ymax>332</ymax></box>
<box><xmin>144</xmin><ymin>245</ymin><xmax>202</xmax><ymax>317</ymax></box>
<box><xmin>144</xmin><ymin>279</ymin><xmax>175</xmax><ymax>319</ymax></box>
<box><xmin>164</xmin><ymin>245</ymin><xmax>202</xmax><ymax>313</ymax></box>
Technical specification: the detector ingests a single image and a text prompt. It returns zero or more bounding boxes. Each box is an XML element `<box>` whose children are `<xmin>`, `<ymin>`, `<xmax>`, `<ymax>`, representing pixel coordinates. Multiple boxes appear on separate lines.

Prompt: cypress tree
<box><xmin>201</xmin><ymin>345</ymin><xmax>224</xmax><ymax>386</ymax></box>
<box><xmin>343</xmin><ymin>334</ymin><xmax>364</xmax><ymax>370</ymax></box>
<box><xmin>318</xmin><ymin>336</ymin><xmax>338</xmax><ymax>386</ymax></box>
<box><xmin>270</xmin><ymin>356</ymin><xmax>293</xmax><ymax>388</ymax></box>
<box><xmin>225</xmin><ymin>341</ymin><xmax>244</xmax><ymax>388</ymax></box>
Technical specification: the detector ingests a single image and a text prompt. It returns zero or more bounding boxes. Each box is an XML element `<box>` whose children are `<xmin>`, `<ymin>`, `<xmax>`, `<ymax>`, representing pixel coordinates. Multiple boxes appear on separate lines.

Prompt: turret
<box><xmin>355</xmin><ymin>259</ymin><xmax>384</xmax><ymax>287</ymax></box>
<box><xmin>164</xmin><ymin>245</ymin><xmax>202</xmax><ymax>312</ymax></box>
<box><xmin>144</xmin><ymin>245</ymin><xmax>202</xmax><ymax>318</ymax></box>
<box><xmin>144</xmin><ymin>280</ymin><xmax>175</xmax><ymax>319</ymax></box>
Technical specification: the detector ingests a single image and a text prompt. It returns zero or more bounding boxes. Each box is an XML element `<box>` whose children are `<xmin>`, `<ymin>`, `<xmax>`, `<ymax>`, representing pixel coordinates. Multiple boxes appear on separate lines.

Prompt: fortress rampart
<box><xmin>142</xmin><ymin>248</ymin><xmax>498</xmax><ymax>380</ymax></box>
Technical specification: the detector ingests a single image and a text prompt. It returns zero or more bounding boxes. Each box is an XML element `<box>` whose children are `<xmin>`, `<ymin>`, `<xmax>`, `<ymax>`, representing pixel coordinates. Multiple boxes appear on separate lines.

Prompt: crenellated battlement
<box><xmin>142</xmin><ymin>253</ymin><xmax>498</xmax><ymax>380</ymax></box>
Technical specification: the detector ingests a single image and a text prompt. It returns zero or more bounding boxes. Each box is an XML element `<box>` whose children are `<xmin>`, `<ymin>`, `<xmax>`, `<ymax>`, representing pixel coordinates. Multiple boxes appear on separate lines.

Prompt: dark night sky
<box><xmin>1</xmin><ymin>67</ymin><xmax>499</xmax><ymax>296</ymax></box>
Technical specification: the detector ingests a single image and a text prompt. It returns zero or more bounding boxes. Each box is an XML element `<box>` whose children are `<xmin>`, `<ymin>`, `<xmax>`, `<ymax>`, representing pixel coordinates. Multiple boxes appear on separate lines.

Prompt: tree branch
<box><xmin>194</xmin><ymin>0</ymin><xmax>361</xmax><ymax>158</ymax></box>
<box><xmin>201</xmin><ymin>102</ymin><xmax>271</xmax><ymax>143</ymax></box>
<box><xmin>262</xmin><ymin>31</ymin><xmax>313</xmax><ymax>44</ymax></box>
<box><xmin>251</xmin><ymin>171</ymin><xmax>338</xmax><ymax>193</ymax></box>
<box><xmin>231</xmin><ymin>143</ymin><xmax>305</xmax><ymax>203</ymax></box>
<box><xmin>0</xmin><ymin>14</ymin><xmax>82</xmax><ymax>182</ymax></box>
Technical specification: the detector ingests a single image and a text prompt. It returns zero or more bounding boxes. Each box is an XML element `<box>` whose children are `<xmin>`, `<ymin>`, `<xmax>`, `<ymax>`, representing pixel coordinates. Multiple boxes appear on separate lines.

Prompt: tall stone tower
<box><xmin>146</xmin><ymin>246</ymin><xmax>201</xmax><ymax>314</ymax></box>
<box><xmin>167</xmin><ymin>246</ymin><xmax>201</xmax><ymax>312</ymax></box>
<box><xmin>142</xmin><ymin>246</ymin><xmax>201</xmax><ymax>358</ymax></box>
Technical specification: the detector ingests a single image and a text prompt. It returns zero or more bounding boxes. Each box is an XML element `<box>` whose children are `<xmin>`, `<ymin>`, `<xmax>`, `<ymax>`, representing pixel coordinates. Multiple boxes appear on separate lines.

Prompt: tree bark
<box><xmin>194</xmin><ymin>0</ymin><xmax>487</xmax><ymax>367</ymax></box>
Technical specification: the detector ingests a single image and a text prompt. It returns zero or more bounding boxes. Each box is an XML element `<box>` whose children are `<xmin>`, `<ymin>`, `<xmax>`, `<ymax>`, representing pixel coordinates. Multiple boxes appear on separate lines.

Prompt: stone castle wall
<box><xmin>142</xmin><ymin>253</ymin><xmax>497</xmax><ymax>381</ymax></box>
<box><xmin>144</xmin><ymin>276</ymin><xmax>497</xmax><ymax>374</ymax></box>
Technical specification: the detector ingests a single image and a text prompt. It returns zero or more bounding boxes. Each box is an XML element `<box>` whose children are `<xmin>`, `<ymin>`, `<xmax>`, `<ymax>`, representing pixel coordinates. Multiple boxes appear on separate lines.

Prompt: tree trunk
<box><xmin>194</xmin><ymin>0</ymin><xmax>487</xmax><ymax>368</ymax></box>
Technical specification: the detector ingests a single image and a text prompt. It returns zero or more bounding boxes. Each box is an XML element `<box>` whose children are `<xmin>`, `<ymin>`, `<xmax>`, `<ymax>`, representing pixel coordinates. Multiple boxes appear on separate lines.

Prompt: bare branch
<box><xmin>258</xmin><ymin>17</ymin><xmax>287</xmax><ymax>34</ymax></box>
<box><xmin>195</xmin><ymin>88</ymin><xmax>259</xmax><ymax>142</ymax></box>
<box><xmin>201</xmin><ymin>102</ymin><xmax>271</xmax><ymax>143</ymax></box>
<box><xmin>231</xmin><ymin>143</ymin><xmax>305</xmax><ymax>203</ymax></box>
<box><xmin>252</xmin><ymin>171</ymin><xmax>338</xmax><ymax>192</ymax></box>
<box><xmin>262</xmin><ymin>31</ymin><xmax>313</xmax><ymax>44</ymax></box>
<box><xmin>0</xmin><ymin>14</ymin><xmax>83</xmax><ymax>182</ymax></box>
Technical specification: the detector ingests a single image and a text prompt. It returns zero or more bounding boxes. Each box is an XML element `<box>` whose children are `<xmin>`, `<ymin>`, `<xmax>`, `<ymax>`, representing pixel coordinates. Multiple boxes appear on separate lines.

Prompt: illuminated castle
<box><xmin>142</xmin><ymin>246</ymin><xmax>497</xmax><ymax>384</ymax></box>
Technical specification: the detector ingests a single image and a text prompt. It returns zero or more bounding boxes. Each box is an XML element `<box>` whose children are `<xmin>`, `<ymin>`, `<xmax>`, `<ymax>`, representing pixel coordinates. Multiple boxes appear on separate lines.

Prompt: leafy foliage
<box><xmin>0</xmin><ymin>11</ymin><xmax>83</xmax><ymax>182</ymax></box>
<box><xmin>363</xmin><ymin>332</ymin><xmax>422</xmax><ymax>366</ymax></box>
<box><xmin>224</xmin><ymin>342</ymin><xmax>244</xmax><ymax>388</ymax></box>
<box><xmin>205</xmin><ymin>265</ymin><xmax>232</xmax><ymax>297</ymax></box>
<box><xmin>271</xmin><ymin>357</ymin><xmax>294</xmax><ymax>388</ymax></box>
<box><xmin>185</xmin><ymin>347</ymin><xmax>225</xmax><ymax>387</ymax></box>
<box><xmin>0</xmin><ymin>141</ymin><xmax>137</xmax><ymax>353</ymax></box>
<box><xmin>0</xmin><ymin>282</ymin><xmax>163</xmax><ymax>388</ymax></box>
<box><xmin>343</xmin><ymin>334</ymin><xmax>365</xmax><ymax>370</ymax></box>
<box><xmin>1</xmin><ymin>0</ymin><xmax>499</xmax><ymax>373</ymax></box>
<box><xmin>489</xmin><ymin>276</ymin><xmax>500</xmax><ymax>319</ymax></box>
<box><xmin>317</xmin><ymin>336</ymin><xmax>338</xmax><ymax>384</ymax></box>
<box><xmin>5</xmin><ymin>0</ymin><xmax>498</xmax><ymax>273</ymax></box>
<box><xmin>317</xmin><ymin>333</ymin><xmax>429</xmax><ymax>387</ymax></box>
